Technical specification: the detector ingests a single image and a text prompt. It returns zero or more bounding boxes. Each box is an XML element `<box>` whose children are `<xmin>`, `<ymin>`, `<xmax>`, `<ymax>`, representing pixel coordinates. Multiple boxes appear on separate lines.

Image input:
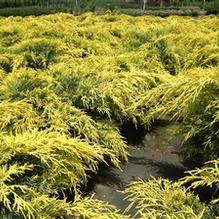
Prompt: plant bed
<box><xmin>0</xmin><ymin>13</ymin><xmax>218</xmax><ymax>218</ymax></box>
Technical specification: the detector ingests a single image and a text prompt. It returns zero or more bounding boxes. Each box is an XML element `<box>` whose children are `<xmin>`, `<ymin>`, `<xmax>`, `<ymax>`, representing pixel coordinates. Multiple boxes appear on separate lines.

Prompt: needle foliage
<box><xmin>123</xmin><ymin>178</ymin><xmax>213</xmax><ymax>219</ymax></box>
<box><xmin>0</xmin><ymin>13</ymin><xmax>218</xmax><ymax>218</ymax></box>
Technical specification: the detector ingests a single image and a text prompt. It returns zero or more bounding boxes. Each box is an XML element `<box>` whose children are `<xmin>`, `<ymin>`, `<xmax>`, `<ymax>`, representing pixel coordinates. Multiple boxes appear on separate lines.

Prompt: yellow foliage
<box><xmin>0</xmin><ymin>13</ymin><xmax>218</xmax><ymax>218</ymax></box>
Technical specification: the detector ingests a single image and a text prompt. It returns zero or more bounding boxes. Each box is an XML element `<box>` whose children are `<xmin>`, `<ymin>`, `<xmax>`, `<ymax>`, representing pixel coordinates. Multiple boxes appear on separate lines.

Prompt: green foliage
<box><xmin>0</xmin><ymin>6</ymin><xmax>70</xmax><ymax>17</ymax></box>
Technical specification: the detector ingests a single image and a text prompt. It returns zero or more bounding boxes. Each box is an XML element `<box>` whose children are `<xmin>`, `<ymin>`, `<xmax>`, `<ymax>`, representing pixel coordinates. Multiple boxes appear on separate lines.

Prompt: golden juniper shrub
<box><xmin>123</xmin><ymin>178</ymin><xmax>213</xmax><ymax>219</ymax></box>
<box><xmin>0</xmin><ymin>100</ymin><xmax>41</xmax><ymax>134</ymax></box>
<box><xmin>180</xmin><ymin>159</ymin><xmax>219</xmax><ymax>204</ymax></box>
<box><xmin>0</xmin><ymin>13</ymin><xmax>218</xmax><ymax>218</ymax></box>
<box><xmin>139</xmin><ymin>67</ymin><xmax>219</xmax><ymax>157</ymax></box>
<box><xmin>0</xmin><ymin>131</ymin><xmax>127</xmax><ymax>218</ymax></box>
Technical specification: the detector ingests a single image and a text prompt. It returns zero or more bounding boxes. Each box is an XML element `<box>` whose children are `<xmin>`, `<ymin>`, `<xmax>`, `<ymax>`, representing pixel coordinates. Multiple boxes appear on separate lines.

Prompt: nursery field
<box><xmin>0</xmin><ymin>13</ymin><xmax>218</xmax><ymax>218</ymax></box>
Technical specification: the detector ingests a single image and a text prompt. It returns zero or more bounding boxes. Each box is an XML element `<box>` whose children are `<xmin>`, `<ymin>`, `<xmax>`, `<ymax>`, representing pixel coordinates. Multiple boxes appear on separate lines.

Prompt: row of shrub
<box><xmin>0</xmin><ymin>13</ymin><xmax>218</xmax><ymax>218</ymax></box>
<box><xmin>0</xmin><ymin>0</ymin><xmax>218</xmax><ymax>17</ymax></box>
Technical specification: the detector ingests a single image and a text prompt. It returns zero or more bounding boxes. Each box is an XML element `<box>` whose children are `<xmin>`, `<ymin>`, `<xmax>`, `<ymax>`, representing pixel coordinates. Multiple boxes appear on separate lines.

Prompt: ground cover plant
<box><xmin>0</xmin><ymin>13</ymin><xmax>218</xmax><ymax>218</ymax></box>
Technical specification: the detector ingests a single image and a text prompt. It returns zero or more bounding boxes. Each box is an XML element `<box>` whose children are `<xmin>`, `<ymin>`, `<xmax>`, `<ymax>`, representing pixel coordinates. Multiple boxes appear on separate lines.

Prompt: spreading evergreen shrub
<box><xmin>0</xmin><ymin>13</ymin><xmax>218</xmax><ymax>218</ymax></box>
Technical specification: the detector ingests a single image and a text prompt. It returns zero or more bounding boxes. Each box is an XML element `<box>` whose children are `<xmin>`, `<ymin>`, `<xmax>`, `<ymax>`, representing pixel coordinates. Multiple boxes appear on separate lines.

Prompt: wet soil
<box><xmin>82</xmin><ymin>122</ymin><xmax>191</xmax><ymax>215</ymax></box>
